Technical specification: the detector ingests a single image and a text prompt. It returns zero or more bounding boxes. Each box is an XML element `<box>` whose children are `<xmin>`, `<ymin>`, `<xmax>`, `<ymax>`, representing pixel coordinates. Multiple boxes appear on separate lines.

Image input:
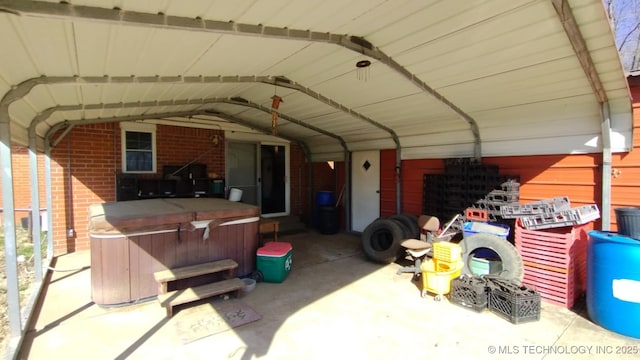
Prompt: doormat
<box><xmin>174</xmin><ymin>298</ymin><xmax>261</xmax><ymax>344</ymax></box>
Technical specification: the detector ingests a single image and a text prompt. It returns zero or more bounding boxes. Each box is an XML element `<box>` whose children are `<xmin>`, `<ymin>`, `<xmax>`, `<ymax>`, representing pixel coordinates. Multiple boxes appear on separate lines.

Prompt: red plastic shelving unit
<box><xmin>515</xmin><ymin>221</ymin><xmax>590</xmax><ymax>308</ymax></box>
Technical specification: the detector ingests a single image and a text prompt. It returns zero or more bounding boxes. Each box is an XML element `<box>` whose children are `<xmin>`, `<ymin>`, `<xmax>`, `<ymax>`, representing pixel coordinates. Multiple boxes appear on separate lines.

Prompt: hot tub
<box><xmin>88</xmin><ymin>198</ymin><xmax>259</xmax><ymax>306</ymax></box>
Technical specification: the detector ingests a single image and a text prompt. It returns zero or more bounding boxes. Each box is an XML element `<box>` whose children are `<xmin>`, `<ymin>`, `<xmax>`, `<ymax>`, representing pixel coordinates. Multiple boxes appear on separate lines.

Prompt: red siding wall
<box><xmin>383</xmin><ymin>84</ymin><xmax>640</xmax><ymax>231</ymax></box>
<box><xmin>612</xmin><ymin>81</ymin><xmax>640</xmax><ymax>229</ymax></box>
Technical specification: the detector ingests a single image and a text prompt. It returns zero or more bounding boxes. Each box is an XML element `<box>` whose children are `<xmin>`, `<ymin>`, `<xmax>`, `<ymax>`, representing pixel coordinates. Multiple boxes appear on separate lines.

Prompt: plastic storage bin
<box><xmin>486</xmin><ymin>277</ymin><xmax>540</xmax><ymax>324</ymax></box>
<box><xmin>257</xmin><ymin>242</ymin><xmax>293</xmax><ymax>283</ymax></box>
<box><xmin>451</xmin><ymin>275</ymin><xmax>488</xmax><ymax>312</ymax></box>
<box><xmin>469</xmin><ymin>256</ymin><xmax>501</xmax><ymax>275</ymax></box>
<box><xmin>463</xmin><ymin>221</ymin><xmax>510</xmax><ymax>239</ymax></box>
<box><xmin>615</xmin><ymin>207</ymin><xmax>640</xmax><ymax>240</ymax></box>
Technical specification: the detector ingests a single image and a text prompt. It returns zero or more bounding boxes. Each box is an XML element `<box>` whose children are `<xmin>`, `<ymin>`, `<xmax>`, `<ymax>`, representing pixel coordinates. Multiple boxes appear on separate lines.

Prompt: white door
<box><xmin>351</xmin><ymin>150</ymin><xmax>380</xmax><ymax>232</ymax></box>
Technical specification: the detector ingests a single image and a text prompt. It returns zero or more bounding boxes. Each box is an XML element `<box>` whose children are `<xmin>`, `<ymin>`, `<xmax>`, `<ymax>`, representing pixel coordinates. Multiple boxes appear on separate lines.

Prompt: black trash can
<box><xmin>615</xmin><ymin>207</ymin><xmax>640</xmax><ymax>240</ymax></box>
<box><xmin>318</xmin><ymin>206</ymin><xmax>339</xmax><ymax>234</ymax></box>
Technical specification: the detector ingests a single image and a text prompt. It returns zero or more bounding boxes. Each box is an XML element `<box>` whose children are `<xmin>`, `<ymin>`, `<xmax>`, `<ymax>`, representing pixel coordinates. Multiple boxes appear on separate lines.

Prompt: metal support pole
<box><xmin>601</xmin><ymin>102</ymin><xmax>612</xmax><ymax>230</ymax></box>
<box><xmin>0</xmin><ymin>103</ymin><xmax>22</xmax><ymax>337</ymax></box>
<box><xmin>28</xmin><ymin>136</ymin><xmax>43</xmax><ymax>281</ymax></box>
<box><xmin>396</xmin><ymin>149</ymin><xmax>402</xmax><ymax>214</ymax></box>
<box><xmin>344</xmin><ymin>151</ymin><xmax>352</xmax><ymax>232</ymax></box>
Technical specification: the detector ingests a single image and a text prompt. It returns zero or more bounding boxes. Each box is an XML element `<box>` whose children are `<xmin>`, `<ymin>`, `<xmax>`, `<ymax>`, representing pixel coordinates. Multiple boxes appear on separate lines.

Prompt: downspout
<box><xmin>601</xmin><ymin>102</ymin><xmax>612</xmax><ymax>230</ymax></box>
<box><xmin>344</xmin><ymin>151</ymin><xmax>352</xmax><ymax>232</ymax></box>
<box><xmin>44</xmin><ymin>145</ymin><xmax>54</xmax><ymax>260</ymax></box>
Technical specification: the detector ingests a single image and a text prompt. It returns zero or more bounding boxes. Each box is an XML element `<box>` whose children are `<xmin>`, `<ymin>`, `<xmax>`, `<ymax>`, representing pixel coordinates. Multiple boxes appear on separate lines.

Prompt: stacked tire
<box><xmin>361</xmin><ymin>214</ymin><xmax>420</xmax><ymax>263</ymax></box>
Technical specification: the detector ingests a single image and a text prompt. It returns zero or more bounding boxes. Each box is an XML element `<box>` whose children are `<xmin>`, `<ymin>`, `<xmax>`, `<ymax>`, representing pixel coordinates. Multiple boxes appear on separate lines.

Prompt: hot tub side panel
<box><xmin>90</xmin><ymin>234</ymin><xmax>131</xmax><ymax>305</ymax></box>
<box><xmin>89</xmin><ymin>199</ymin><xmax>260</xmax><ymax>306</ymax></box>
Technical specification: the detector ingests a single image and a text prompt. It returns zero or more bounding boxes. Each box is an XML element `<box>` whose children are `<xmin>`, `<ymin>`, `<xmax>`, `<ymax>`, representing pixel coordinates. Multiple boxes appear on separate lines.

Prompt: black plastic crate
<box><xmin>487</xmin><ymin>279</ymin><xmax>540</xmax><ymax>324</ymax></box>
<box><xmin>451</xmin><ymin>275</ymin><xmax>488</xmax><ymax>312</ymax></box>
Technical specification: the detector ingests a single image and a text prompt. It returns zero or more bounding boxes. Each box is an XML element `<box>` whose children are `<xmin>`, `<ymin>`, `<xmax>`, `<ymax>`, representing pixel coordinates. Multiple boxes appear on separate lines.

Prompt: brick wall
<box><xmin>50</xmin><ymin>123</ymin><xmax>117</xmax><ymax>252</ymax></box>
<box><xmin>8</xmin><ymin>122</ymin><xmax>312</xmax><ymax>255</ymax></box>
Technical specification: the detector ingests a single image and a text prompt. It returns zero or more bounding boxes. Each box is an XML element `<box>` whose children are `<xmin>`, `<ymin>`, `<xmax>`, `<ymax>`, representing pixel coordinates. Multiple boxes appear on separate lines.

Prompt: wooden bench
<box><xmin>157</xmin><ymin>278</ymin><xmax>245</xmax><ymax>317</ymax></box>
<box><xmin>153</xmin><ymin>258</ymin><xmax>238</xmax><ymax>295</ymax></box>
<box><xmin>259</xmin><ymin>218</ymin><xmax>279</xmax><ymax>245</ymax></box>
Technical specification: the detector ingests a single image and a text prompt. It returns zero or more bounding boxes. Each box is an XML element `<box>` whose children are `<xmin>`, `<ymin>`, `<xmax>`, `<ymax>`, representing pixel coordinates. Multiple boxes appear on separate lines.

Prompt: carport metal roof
<box><xmin>0</xmin><ymin>0</ymin><xmax>634</xmax><ymax>352</ymax></box>
<box><xmin>0</xmin><ymin>0</ymin><xmax>633</xmax><ymax>162</ymax></box>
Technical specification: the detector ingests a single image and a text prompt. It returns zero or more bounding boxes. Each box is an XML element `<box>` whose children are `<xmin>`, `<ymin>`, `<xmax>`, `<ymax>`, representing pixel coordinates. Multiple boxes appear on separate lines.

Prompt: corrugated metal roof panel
<box><xmin>0</xmin><ymin>0</ymin><xmax>633</xmax><ymax>161</ymax></box>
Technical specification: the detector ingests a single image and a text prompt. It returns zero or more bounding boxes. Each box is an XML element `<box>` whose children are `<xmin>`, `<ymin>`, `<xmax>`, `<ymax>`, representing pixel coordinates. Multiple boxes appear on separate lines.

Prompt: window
<box><xmin>121</xmin><ymin>122</ymin><xmax>156</xmax><ymax>173</ymax></box>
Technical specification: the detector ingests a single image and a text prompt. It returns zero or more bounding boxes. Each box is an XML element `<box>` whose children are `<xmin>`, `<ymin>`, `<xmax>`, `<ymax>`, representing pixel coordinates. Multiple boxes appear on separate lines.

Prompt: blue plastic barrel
<box><xmin>316</xmin><ymin>191</ymin><xmax>335</xmax><ymax>207</ymax></box>
<box><xmin>314</xmin><ymin>191</ymin><xmax>335</xmax><ymax>227</ymax></box>
<box><xmin>587</xmin><ymin>231</ymin><xmax>640</xmax><ymax>339</ymax></box>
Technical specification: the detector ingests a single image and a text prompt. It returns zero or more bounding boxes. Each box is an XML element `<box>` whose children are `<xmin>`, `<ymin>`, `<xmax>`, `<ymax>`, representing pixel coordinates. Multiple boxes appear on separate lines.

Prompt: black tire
<box><xmin>361</xmin><ymin>218</ymin><xmax>406</xmax><ymax>263</ymax></box>
<box><xmin>388</xmin><ymin>217</ymin><xmax>412</xmax><ymax>240</ymax></box>
<box><xmin>391</xmin><ymin>213</ymin><xmax>420</xmax><ymax>239</ymax></box>
<box><xmin>459</xmin><ymin>233</ymin><xmax>524</xmax><ymax>282</ymax></box>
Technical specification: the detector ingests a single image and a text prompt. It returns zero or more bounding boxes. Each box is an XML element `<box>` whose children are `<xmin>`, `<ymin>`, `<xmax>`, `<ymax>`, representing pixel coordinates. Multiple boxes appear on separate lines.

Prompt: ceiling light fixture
<box><xmin>356</xmin><ymin>60</ymin><xmax>371</xmax><ymax>81</ymax></box>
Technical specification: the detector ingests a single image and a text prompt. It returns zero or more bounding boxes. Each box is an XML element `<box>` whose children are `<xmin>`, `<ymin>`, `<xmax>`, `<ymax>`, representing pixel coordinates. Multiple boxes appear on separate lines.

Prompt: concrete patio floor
<box><xmin>17</xmin><ymin>230</ymin><xmax>640</xmax><ymax>359</ymax></box>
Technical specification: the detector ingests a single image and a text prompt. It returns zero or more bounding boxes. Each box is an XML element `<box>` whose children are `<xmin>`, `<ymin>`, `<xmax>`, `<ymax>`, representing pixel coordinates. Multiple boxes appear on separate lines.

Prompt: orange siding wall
<box><xmin>381</xmin><ymin>83</ymin><xmax>640</xmax><ymax>230</ymax></box>
<box><xmin>611</xmin><ymin>82</ymin><xmax>640</xmax><ymax>229</ymax></box>
<box><xmin>395</xmin><ymin>153</ymin><xmax>603</xmax><ymax>228</ymax></box>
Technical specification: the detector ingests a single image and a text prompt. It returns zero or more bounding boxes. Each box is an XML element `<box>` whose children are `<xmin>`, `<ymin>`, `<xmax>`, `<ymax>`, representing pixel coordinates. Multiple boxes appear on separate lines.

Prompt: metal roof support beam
<box><xmin>261</xmin><ymin>78</ymin><xmax>400</xmax><ymax>148</ymax></box>
<box><xmin>0</xmin><ymin>0</ymin><xmax>476</xmax><ymax>213</ymax></box>
<box><xmin>0</xmin><ymin>0</ymin><xmax>341</xmax><ymax>42</ymax></box>
<box><xmin>2</xmin><ymin>1</ymin><xmax>475</xmax><ymax>157</ymax></box>
<box><xmin>18</xmin><ymin>75</ymin><xmax>349</xmax><ymax>153</ymax></box>
<box><xmin>29</xmin><ymin>102</ymin><xmax>316</xmax><ymax>158</ymax></box>
<box><xmin>551</xmin><ymin>0</ymin><xmax>610</xmax><ymax>229</ymax></box>
<box><xmin>41</xmin><ymin>108</ymin><xmax>313</xmax><ymax>161</ymax></box>
<box><xmin>261</xmin><ymin>78</ymin><xmax>403</xmax><ymax>212</ymax></box>
<box><xmin>219</xmin><ymin>98</ymin><xmax>349</xmax><ymax>153</ymax></box>
<box><xmin>45</xmin><ymin>110</ymin><xmax>215</xmax><ymax>141</ymax></box>
<box><xmin>551</xmin><ymin>0</ymin><xmax>607</xmax><ymax>104</ymax></box>
<box><xmin>338</xmin><ymin>37</ymin><xmax>481</xmax><ymax>159</ymax></box>
<box><xmin>200</xmin><ymin>109</ymin><xmax>313</xmax><ymax>159</ymax></box>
